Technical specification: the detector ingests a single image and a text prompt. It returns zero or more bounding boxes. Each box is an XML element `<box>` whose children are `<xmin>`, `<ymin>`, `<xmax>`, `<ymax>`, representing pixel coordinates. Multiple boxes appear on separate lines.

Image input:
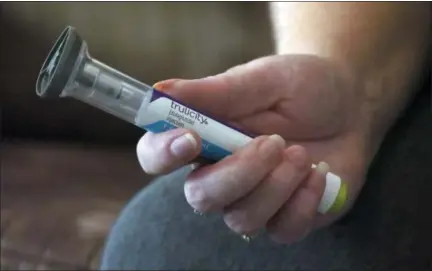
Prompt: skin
<box><xmin>136</xmin><ymin>3</ymin><xmax>431</xmax><ymax>244</ymax></box>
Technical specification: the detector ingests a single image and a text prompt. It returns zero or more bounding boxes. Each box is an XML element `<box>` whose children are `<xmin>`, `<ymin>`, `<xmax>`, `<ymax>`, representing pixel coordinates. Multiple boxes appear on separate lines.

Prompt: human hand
<box><xmin>137</xmin><ymin>55</ymin><xmax>372</xmax><ymax>244</ymax></box>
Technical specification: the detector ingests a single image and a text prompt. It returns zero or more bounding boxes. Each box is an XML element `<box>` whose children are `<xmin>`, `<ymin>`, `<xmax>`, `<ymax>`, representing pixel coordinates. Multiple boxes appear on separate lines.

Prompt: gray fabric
<box><xmin>101</xmin><ymin>84</ymin><xmax>431</xmax><ymax>270</ymax></box>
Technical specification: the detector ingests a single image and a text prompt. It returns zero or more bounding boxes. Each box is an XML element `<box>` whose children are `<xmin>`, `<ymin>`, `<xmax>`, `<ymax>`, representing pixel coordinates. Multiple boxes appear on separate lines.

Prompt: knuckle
<box><xmin>268</xmin><ymin>232</ymin><xmax>287</xmax><ymax>244</ymax></box>
<box><xmin>272</xmin><ymin>228</ymin><xmax>309</xmax><ymax>245</ymax></box>
<box><xmin>269</xmin><ymin>232</ymin><xmax>295</xmax><ymax>244</ymax></box>
<box><xmin>223</xmin><ymin>212</ymin><xmax>257</xmax><ymax>234</ymax></box>
<box><xmin>268</xmin><ymin>225</ymin><xmax>305</xmax><ymax>244</ymax></box>
<box><xmin>184</xmin><ymin>181</ymin><xmax>210</xmax><ymax>212</ymax></box>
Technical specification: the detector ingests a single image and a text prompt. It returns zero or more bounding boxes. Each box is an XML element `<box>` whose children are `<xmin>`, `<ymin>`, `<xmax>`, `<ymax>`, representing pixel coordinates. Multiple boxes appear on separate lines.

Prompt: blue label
<box><xmin>142</xmin><ymin>120</ymin><xmax>232</xmax><ymax>161</ymax></box>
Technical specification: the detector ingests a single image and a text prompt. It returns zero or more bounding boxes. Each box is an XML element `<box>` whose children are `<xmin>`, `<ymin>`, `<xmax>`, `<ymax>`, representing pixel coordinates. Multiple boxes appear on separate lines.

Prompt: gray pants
<box><xmin>100</xmin><ymin>86</ymin><xmax>431</xmax><ymax>270</ymax></box>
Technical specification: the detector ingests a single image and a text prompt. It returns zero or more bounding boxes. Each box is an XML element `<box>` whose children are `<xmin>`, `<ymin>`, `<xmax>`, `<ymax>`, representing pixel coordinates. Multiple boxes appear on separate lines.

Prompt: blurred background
<box><xmin>1</xmin><ymin>2</ymin><xmax>431</xmax><ymax>271</ymax></box>
<box><xmin>0</xmin><ymin>2</ymin><xmax>273</xmax><ymax>270</ymax></box>
<box><xmin>1</xmin><ymin>2</ymin><xmax>273</xmax><ymax>143</ymax></box>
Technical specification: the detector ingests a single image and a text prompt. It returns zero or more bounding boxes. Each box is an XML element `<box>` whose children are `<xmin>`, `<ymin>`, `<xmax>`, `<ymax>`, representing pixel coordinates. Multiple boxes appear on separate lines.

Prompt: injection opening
<box><xmin>35</xmin><ymin>26</ymin><xmax>83</xmax><ymax>98</ymax></box>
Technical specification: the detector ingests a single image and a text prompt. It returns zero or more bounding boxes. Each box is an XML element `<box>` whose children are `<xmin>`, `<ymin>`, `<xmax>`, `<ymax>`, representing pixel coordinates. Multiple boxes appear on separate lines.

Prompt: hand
<box><xmin>137</xmin><ymin>55</ymin><xmax>371</xmax><ymax>244</ymax></box>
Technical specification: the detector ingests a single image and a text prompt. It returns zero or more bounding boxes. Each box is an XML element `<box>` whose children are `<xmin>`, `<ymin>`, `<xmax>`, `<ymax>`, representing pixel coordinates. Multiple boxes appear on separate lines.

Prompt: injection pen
<box><xmin>36</xmin><ymin>26</ymin><xmax>347</xmax><ymax>214</ymax></box>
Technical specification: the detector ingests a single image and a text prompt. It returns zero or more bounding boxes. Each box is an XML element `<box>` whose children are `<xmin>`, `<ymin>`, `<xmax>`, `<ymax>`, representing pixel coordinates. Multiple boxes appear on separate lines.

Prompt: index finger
<box><xmin>152</xmin><ymin>57</ymin><xmax>283</xmax><ymax>120</ymax></box>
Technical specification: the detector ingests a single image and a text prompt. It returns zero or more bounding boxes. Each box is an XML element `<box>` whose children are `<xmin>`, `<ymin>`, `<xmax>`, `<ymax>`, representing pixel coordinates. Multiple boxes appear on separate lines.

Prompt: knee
<box><xmin>100</xmin><ymin>166</ymin><xmax>193</xmax><ymax>269</ymax></box>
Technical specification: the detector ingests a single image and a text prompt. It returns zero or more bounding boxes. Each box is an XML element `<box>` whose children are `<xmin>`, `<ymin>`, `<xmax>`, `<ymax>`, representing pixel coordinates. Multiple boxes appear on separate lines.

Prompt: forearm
<box><xmin>270</xmin><ymin>2</ymin><xmax>430</xmax><ymax>158</ymax></box>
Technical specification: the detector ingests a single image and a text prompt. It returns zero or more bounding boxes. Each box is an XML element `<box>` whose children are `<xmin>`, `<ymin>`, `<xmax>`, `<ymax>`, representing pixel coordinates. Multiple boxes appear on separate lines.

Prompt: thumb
<box><xmin>152</xmin><ymin>58</ymin><xmax>281</xmax><ymax>119</ymax></box>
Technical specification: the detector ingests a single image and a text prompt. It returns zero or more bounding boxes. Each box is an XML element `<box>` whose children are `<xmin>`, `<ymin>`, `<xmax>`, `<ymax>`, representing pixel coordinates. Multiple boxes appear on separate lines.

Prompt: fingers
<box><xmin>184</xmin><ymin>134</ymin><xmax>286</xmax><ymax>213</ymax></box>
<box><xmin>137</xmin><ymin>128</ymin><xmax>328</xmax><ymax>244</ymax></box>
<box><xmin>267</xmin><ymin>161</ymin><xmax>329</xmax><ymax>244</ymax></box>
<box><xmin>223</xmin><ymin>145</ymin><xmax>312</xmax><ymax>235</ymax></box>
<box><xmin>137</xmin><ymin>127</ymin><xmax>328</xmax><ymax>244</ymax></box>
<box><xmin>136</xmin><ymin>128</ymin><xmax>202</xmax><ymax>175</ymax></box>
<box><xmin>152</xmin><ymin>57</ymin><xmax>283</xmax><ymax>119</ymax></box>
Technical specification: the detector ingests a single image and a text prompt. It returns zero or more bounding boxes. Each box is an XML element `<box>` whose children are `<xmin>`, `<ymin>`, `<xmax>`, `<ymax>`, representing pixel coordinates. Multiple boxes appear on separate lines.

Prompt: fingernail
<box><xmin>153</xmin><ymin>79</ymin><xmax>181</xmax><ymax>91</ymax></box>
<box><xmin>170</xmin><ymin>133</ymin><xmax>197</xmax><ymax>157</ymax></box>
<box><xmin>316</xmin><ymin>161</ymin><xmax>330</xmax><ymax>176</ymax></box>
<box><xmin>268</xmin><ymin>134</ymin><xmax>286</xmax><ymax>148</ymax></box>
